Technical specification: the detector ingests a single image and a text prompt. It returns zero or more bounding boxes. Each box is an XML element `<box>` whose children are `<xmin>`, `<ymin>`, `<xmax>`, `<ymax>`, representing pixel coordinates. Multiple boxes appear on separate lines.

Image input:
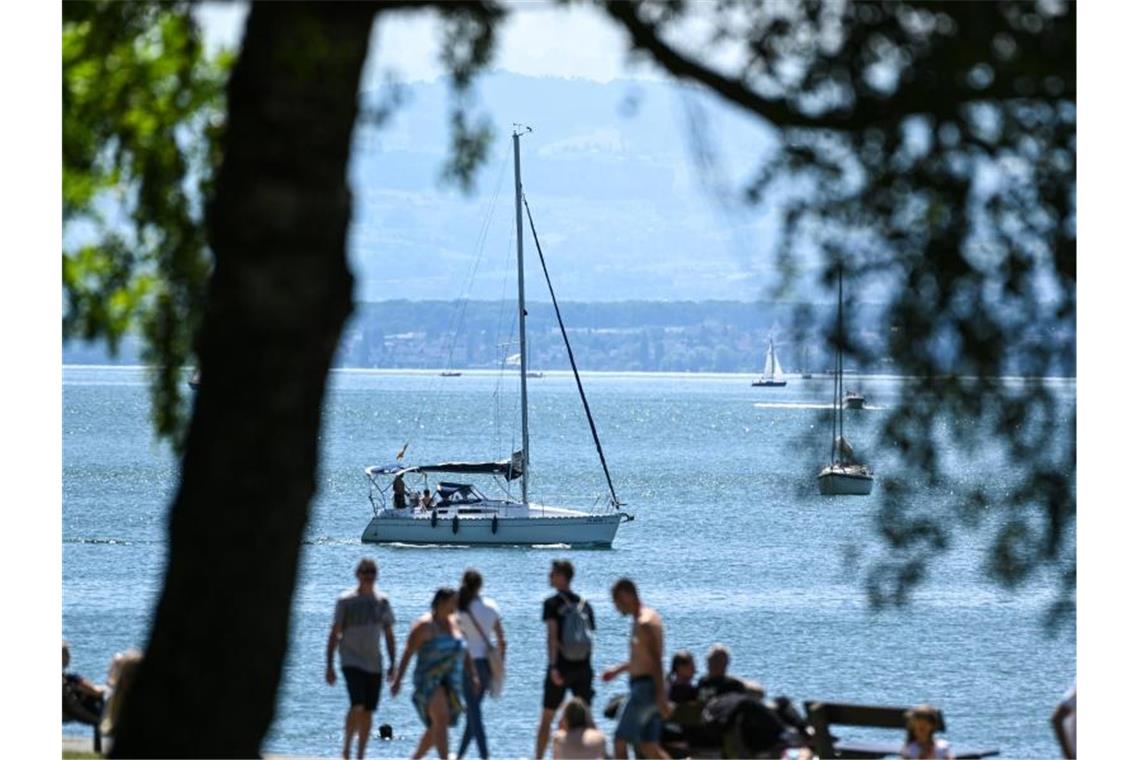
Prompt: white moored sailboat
<box><xmin>752</xmin><ymin>338</ymin><xmax>787</xmax><ymax>387</ymax></box>
<box><xmin>360</xmin><ymin>128</ymin><xmax>631</xmax><ymax>547</ymax></box>
<box><xmin>818</xmin><ymin>265</ymin><xmax>874</xmax><ymax>496</ymax></box>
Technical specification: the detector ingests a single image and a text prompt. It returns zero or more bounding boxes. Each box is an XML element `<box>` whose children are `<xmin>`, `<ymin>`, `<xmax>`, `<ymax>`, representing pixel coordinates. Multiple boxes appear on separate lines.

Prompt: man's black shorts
<box><xmin>342</xmin><ymin>666</ymin><xmax>382</xmax><ymax>711</ymax></box>
<box><xmin>543</xmin><ymin>662</ymin><xmax>594</xmax><ymax>710</ymax></box>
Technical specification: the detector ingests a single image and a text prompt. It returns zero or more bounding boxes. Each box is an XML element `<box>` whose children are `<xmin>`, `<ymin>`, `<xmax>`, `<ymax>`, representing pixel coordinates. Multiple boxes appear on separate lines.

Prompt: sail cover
<box><xmin>366</xmin><ymin>450</ymin><xmax>525</xmax><ymax>481</ymax></box>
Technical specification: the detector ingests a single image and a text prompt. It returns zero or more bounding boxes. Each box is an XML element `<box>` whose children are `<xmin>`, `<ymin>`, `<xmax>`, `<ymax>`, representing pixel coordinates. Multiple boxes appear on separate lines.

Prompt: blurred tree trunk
<box><xmin>111</xmin><ymin>4</ymin><xmax>375</xmax><ymax>756</ymax></box>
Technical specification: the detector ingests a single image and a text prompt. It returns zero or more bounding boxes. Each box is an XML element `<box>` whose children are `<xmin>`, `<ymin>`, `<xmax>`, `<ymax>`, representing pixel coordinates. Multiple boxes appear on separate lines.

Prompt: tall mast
<box><xmin>513</xmin><ymin>127</ymin><xmax>531</xmax><ymax>503</ymax></box>
<box><xmin>838</xmin><ymin>263</ymin><xmax>845</xmax><ymax>449</ymax></box>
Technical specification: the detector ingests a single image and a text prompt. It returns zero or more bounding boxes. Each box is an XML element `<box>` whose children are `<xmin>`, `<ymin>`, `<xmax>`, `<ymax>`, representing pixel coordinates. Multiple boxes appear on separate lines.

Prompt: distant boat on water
<box><xmin>818</xmin><ymin>266</ymin><xmax>874</xmax><ymax>496</ymax></box>
<box><xmin>843</xmin><ymin>390</ymin><xmax>865</xmax><ymax>409</ymax></box>
<box><xmin>752</xmin><ymin>338</ymin><xmax>787</xmax><ymax>387</ymax></box>
<box><xmin>440</xmin><ymin>370</ymin><xmax>462</xmax><ymax>377</ymax></box>
<box><xmin>508</xmin><ymin>351</ymin><xmax>545</xmax><ymax>379</ymax></box>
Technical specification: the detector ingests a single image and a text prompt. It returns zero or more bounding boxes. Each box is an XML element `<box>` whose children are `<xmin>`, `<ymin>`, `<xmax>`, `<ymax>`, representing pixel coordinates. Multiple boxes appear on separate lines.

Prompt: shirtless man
<box><xmin>602</xmin><ymin>578</ymin><xmax>669</xmax><ymax>759</ymax></box>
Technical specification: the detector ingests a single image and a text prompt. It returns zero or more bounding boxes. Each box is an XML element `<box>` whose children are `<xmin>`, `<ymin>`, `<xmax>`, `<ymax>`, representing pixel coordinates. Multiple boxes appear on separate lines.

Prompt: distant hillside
<box><xmin>64</xmin><ymin>298</ymin><xmax>1073</xmax><ymax>376</ymax></box>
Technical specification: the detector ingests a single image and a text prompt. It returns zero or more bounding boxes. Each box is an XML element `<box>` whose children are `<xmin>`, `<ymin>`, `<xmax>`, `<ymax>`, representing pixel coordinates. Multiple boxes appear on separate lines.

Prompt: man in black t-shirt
<box><xmin>695</xmin><ymin>643</ymin><xmax>761</xmax><ymax>703</ymax></box>
<box><xmin>535</xmin><ymin>559</ymin><xmax>596</xmax><ymax>759</ymax></box>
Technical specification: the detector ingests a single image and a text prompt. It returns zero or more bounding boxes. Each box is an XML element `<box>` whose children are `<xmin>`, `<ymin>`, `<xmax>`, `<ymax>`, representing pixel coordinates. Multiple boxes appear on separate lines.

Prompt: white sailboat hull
<box><xmin>361</xmin><ymin>510</ymin><xmax>624</xmax><ymax>547</ymax></box>
<box><xmin>818</xmin><ymin>465</ymin><xmax>874</xmax><ymax>495</ymax></box>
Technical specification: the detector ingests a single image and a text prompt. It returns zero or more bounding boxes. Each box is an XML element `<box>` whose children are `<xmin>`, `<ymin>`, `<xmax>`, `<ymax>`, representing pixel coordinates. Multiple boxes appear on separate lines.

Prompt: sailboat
<box><xmin>507</xmin><ymin>352</ymin><xmax>545</xmax><ymax>379</ymax></box>
<box><xmin>818</xmin><ymin>266</ymin><xmax>874</xmax><ymax>496</ymax></box>
<box><xmin>360</xmin><ymin>128</ymin><xmax>631</xmax><ymax>546</ymax></box>
<box><xmin>751</xmin><ymin>338</ymin><xmax>787</xmax><ymax>387</ymax></box>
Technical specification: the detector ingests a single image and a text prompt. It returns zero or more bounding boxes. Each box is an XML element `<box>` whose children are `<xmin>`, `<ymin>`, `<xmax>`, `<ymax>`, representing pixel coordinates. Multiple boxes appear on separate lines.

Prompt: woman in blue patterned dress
<box><xmin>391</xmin><ymin>587</ymin><xmax>479</xmax><ymax>759</ymax></box>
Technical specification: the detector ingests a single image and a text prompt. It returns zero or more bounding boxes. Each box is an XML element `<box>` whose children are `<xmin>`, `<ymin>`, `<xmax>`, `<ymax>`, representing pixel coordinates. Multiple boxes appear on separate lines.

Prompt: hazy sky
<box><xmin>191</xmin><ymin>2</ymin><xmax>804</xmax><ymax>304</ymax></box>
<box><xmin>195</xmin><ymin>1</ymin><xmax>663</xmax><ymax>85</ymax></box>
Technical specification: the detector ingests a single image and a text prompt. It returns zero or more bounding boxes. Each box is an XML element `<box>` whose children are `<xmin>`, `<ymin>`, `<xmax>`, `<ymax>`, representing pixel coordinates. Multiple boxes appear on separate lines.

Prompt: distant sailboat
<box><xmin>508</xmin><ymin>352</ymin><xmax>544</xmax><ymax>379</ymax></box>
<box><xmin>751</xmin><ymin>338</ymin><xmax>787</xmax><ymax>387</ymax></box>
<box><xmin>818</xmin><ymin>266</ymin><xmax>874</xmax><ymax>496</ymax></box>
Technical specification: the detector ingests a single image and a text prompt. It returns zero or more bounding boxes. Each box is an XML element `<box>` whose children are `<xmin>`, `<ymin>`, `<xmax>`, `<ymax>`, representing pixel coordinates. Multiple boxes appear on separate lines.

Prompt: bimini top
<box><xmin>365</xmin><ymin>450</ymin><xmax>524</xmax><ymax>481</ymax></box>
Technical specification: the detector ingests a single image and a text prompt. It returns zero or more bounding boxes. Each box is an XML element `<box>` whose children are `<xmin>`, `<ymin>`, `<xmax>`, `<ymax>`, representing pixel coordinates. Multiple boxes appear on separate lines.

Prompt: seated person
<box><xmin>901</xmin><ymin>704</ymin><xmax>952</xmax><ymax>759</ymax></box>
<box><xmin>418</xmin><ymin>489</ymin><xmax>433</xmax><ymax>511</ymax></box>
<box><xmin>667</xmin><ymin>649</ymin><xmax>698</xmax><ymax>704</ymax></box>
<box><xmin>553</xmin><ymin>697</ymin><xmax>609</xmax><ymax>759</ymax></box>
<box><xmin>695</xmin><ymin>643</ymin><xmax>763</xmax><ymax>703</ymax></box>
<box><xmin>62</xmin><ymin>640</ymin><xmax>105</xmax><ymax>723</ymax></box>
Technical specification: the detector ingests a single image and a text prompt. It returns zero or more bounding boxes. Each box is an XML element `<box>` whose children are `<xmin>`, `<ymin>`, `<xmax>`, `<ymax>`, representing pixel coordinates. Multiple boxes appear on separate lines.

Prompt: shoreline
<box><xmin>62</xmin><ymin>363</ymin><xmax>1077</xmax><ymax>383</ymax></box>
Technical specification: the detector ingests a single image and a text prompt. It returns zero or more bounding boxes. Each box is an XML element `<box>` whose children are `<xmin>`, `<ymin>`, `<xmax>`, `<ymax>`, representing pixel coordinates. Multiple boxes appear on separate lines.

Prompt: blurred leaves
<box><xmin>436</xmin><ymin>2</ymin><xmax>503</xmax><ymax>192</ymax></box>
<box><xmin>609</xmin><ymin>0</ymin><xmax>1075</xmax><ymax>624</ymax></box>
<box><xmin>63</xmin><ymin>1</ymin><xmax>231</xmax><ymax>445</ymax></box>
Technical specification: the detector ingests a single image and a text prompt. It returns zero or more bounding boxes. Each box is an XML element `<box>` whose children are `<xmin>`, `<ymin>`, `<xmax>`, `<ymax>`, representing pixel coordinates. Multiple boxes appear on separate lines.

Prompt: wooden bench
<box><xmin>804</xmin><ymin>701</ymin><xmax>997</xmax><ymax>759</ymax></box>
<box><xmin>63</xmin><ymin>682</ymin><xmax>103</xmax><ymax>754</ymax></box>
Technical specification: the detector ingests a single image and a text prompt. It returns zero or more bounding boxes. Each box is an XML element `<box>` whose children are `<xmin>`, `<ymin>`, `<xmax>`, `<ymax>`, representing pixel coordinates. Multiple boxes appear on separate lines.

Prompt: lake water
<box><xmin>63</xmin><ymin>366</ymin><xmax>1075</xmax><ymax>758</ymax></box>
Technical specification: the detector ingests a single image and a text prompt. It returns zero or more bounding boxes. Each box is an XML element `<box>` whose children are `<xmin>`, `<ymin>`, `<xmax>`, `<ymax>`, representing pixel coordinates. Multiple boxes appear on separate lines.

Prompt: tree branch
<box><xmin>601</xmin><ymin>0</ymin><xmax>853</xmax><ymax>131</ymax></box>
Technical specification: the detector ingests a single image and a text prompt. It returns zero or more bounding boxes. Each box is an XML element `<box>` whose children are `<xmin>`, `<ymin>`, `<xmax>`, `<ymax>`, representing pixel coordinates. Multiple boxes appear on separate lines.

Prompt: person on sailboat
<box><xmin>419</xmin><ymin>489</ymin><xmax>434</xmax><ymax>512</ymax></box>
<box><xmin>392</xmin><ymin>475</ymin><xmax>407</xmax><ymax>509</ymax></box>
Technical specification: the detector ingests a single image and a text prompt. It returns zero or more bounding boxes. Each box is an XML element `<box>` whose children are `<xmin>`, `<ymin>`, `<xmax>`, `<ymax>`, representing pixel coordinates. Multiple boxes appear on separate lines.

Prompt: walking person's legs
<box><xmin>471</xmin><ymin>658</ymin><xmax>492</xmax><ymax>758</ymax></box>
<box><xmin>428</xmin><ymin>686</ymin><xmax>451</xmax><ymax>758</ymax></box>
<box><xmin>536</xmin><ymin>706</ymin><xmax>558</xmax><ymax>759</ymax></box>
<box><xmin>341</xmin><ymin>706</ymin><xmax>357</xmax><ymax>759</ymax></box>
<box><xmin>412</xmin><ymin>721</ymin><xmax>435</xmax><ymax>760</ymax></box>
<box><xmin>356</xmin><ymin>710</ymin><xmax>373</xmax><ymax>759</ymax></box>
<box><xmin>458</xmin><ymin>666</ymin><xmax>479</xmax><ymax>757</ymax></box>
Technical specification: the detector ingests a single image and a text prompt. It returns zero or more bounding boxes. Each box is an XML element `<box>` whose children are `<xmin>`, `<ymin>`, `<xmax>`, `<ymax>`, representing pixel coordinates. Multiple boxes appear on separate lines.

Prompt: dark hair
<box><xmin>611</xmin><ymin>577</ymin><xmax>638</xmax><ymax>598</ymax></box>
<box><xmin>431</xmin><ymin>587</ymin><xmax>458</xmax><ymax>611</ymax></box>
<box><xmin>904</xmin><ymin>704</ymin><xmax>940</xmax><ymax>745</ymax></box>
<box><xmin>562</xmin><ymin>697</ymin><xmax>593</xmax><ymax>730</ymax></box>
<box><xmin>356</xmin><ymin>558</ymin><xmax>378</xmax><ymax>576</ymax></box>
<box><xmin>670</xmin><ymin>649</ymin><xmax>694</xmax><ymax>675</ymax></box>
<box><xmin>459</xmin><ymin>569</ymin><xmax>483</xmax><ymax>612</ymax></box>
<box><xmin>551</xmin><ymin>559</ymin><xmax>574</xmax><ymax>583</ymax></box>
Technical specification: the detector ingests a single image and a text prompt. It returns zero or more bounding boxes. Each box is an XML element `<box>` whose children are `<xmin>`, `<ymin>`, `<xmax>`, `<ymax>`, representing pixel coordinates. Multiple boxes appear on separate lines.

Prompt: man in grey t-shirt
<box><xmin>326</xmin><ymin>558</ymin><xmax>396</xmax><ymax>759</ymax></box>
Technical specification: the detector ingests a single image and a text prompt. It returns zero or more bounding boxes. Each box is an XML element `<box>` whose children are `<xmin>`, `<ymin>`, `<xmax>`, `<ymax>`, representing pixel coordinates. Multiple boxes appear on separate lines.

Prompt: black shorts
<box><xmin>543</xmin><ymin>662</ymin><xmax>594</xmax><ymax>710</ymax></box>
<box><xmin>342</xmin><ymin>666</ymin><xmax>382</xmax><ymax>711</ymax></box>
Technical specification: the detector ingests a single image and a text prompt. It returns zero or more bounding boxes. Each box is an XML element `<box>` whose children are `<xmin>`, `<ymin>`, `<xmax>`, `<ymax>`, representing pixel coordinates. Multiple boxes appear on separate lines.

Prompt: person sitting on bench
<box><xmin>901</xmin><ymin>704</ymin><xmax>952</xmax><ymax>759</ymax></box>
<box><xmin>62</xmin><ymin>640</ymin><xmax>105</xmax><ymax>722</ymax></box>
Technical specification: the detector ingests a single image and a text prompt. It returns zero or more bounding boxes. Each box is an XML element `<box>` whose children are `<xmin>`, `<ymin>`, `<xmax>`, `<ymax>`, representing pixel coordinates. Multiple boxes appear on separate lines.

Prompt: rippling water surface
<box><xmin>63</xmin><ymin>367</ymin><xmax>1075</xmax><ymax>758</ymax></box>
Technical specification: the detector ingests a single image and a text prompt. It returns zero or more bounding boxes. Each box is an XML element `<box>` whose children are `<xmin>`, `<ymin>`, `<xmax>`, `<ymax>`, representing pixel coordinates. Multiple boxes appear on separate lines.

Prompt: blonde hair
<box><xmin>100</xmin><ymin>649</ymin><xmax>143</xmax><ymax>736</ymax></box>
